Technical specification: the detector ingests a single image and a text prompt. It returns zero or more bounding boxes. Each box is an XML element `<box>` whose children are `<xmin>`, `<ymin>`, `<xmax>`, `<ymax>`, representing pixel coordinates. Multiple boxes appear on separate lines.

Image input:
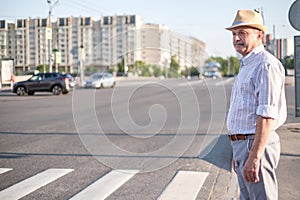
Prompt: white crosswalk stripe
<box><xmin>70</xmin><ymin>170</ymin><xmax>139</xmax><ymax>200</ymax></box>
<box><xmin>0</xmin><ymin>168</ymin><xmax>13</xmax><ymax>175</ymax></box>
<box><xmin>0</xmin><ymin>168</ymin><xmax>73</xmax><ymax>200</ymax></box>
<box><xmin>0</xmin><ymin>168</ymin><xmax>209</xmax><ymax>199</ymax></box>
<box><xmin>158</xmin><ymin>171</ymin><xmax>209</xmax><ymax>200</ymax></box>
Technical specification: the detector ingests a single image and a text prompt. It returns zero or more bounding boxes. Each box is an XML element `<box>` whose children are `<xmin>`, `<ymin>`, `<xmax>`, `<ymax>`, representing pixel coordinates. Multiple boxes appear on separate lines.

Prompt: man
<box><xmin>226</xmin><ymin>10</ymin><xmax>287</xmax><ymax>200</ymax></box>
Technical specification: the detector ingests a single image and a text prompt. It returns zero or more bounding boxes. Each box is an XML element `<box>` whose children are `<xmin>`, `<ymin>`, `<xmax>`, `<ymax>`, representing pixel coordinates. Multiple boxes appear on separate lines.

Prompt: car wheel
<box><xmin>16</xmin><ymin>86</ymin><xmax>26</xmax><ymax>96</ymax></box>
<box><xmin>111</xmin><ymin>82</ymin><xmax>116</xmax><ymax>88</ymax></box>
<box><xmin>52</xmin><ymin>85</ymin><xmax>62</xmax><ymax>95</ymax></box>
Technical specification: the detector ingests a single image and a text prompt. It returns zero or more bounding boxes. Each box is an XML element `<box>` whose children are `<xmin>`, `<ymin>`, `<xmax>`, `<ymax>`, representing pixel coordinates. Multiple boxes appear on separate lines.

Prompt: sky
<box><xmin>1</xmin><ymin>0</ymin><xmax>299</xmax><ymax>58</ymax></box>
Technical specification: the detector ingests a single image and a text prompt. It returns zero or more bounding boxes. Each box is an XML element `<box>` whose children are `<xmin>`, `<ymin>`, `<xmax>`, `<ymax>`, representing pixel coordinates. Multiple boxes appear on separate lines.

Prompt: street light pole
<box><xmin>47</xmin><ymin>0</ymin><xmax>59</xmax><ymax>73</ymax></box>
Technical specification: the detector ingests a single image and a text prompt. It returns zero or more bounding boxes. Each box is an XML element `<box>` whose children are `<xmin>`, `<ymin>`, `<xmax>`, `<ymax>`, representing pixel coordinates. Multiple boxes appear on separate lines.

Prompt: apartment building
<box><xmin>95</xmin><ymin>15</ymin><xmax>143</xmax><ymax>69</ymax></box>
<box><xmin>265</xmin><ymin>33</ymin><xmax>294</xmax><ymax>60</ymax></box>
<box><xmin>0</xmin><ymin>15</ymin><xmax>206</xmax><ymax>75</ymax></box>
<box><xmin>141</xmin><ymin>23</ymin><xmax>206</xmax><ymax>72</ymax></box>
<box><xmin>53</xmin><ymin>16</ymin><xmax>93</xmax><ymax>73</ymax></box>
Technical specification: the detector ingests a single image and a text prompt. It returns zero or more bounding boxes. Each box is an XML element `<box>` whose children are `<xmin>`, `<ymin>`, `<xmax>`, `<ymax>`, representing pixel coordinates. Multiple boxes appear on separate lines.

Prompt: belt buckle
<box><xmin>234</xmin><ymin>135</ymin><xmax>238</xmax><ymax>141</ymax></box>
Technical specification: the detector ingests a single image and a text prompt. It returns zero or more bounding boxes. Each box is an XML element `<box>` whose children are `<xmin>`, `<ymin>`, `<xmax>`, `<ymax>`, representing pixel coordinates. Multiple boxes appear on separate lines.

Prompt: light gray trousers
<box><xmin>231</xmin><ymin>132</ymin><xmax>280</xmax><ymax>200</ymax></box>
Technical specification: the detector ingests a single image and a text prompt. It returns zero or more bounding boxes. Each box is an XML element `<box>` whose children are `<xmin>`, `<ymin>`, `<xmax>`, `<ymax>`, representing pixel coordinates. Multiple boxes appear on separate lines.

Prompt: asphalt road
<box><xmin>0</xmin><ymin>77</ymin><xmax>298</xmax><ymax>200</ymax></box>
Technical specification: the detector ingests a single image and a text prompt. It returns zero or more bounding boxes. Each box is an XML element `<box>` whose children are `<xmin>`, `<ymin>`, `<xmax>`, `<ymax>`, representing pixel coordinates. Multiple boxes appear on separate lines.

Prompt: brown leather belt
<box><xmin>228</xmin><ymin>134</ymin><xmax>255</xmax><ymax>141</ymax></box>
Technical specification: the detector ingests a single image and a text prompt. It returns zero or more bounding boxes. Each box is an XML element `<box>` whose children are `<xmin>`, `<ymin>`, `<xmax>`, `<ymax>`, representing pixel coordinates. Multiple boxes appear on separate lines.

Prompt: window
<box><xmin>130</xmin><ymin>16</ymin><xmax>135</xmax><ymax>24</ymax></box>
<box><xmin>0</xmin><ymin>20</ymin><xmax>5</xmax><ymax>29</ymax></box>
<box><xmin>85</xmin><ymin>18</ymin><xmax>91</xmax><ymax>26</ymax></box>
<box><xmin>42</xmin><ymin>19</ymin><xmax>47</xmax><ymax>27</ymax></box>
<box><xmin>59</xmin><ymin>18</ymin><xmax>65</xmax><ymax>26</ymax></box>
<box><xmin>17</xmin><ymin>20</ymin><xmax>23</xmax><ymax>28</ymax></box>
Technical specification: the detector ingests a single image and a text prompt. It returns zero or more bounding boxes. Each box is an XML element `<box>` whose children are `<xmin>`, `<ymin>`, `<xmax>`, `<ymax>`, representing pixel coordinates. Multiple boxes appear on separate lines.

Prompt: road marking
<box><xmin>158</xmin><ymin>171</ymin><xmax>209</xmax><ymax>200</ymax></box>
<box><xmin>0</xmin><ymin>168</ymin><xmax>13</xmax><ymax>175</ymax></box>
<box><xmin>70</xmin><ymin>170</ymin><xmax>139</xmax><ymax>200</ymax></box>
<box><xmin>0</xmin><ymin>168</ymin><xmax>73</xmax><ymax>200</ymax></box>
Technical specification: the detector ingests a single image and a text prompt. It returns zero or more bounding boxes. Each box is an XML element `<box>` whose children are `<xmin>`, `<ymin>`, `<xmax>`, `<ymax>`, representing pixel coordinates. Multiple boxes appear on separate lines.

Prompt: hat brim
<box><xmin>226</xmin><ymin>23</ymin><xmax>267</xmax><ymax>33</ymax></box>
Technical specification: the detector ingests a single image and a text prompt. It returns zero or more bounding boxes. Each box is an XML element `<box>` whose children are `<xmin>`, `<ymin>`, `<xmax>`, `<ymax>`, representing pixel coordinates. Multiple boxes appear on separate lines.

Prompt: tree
<box><xmin>169</xmin><ymin>55</ymin><xmax>180</xmax><ymax>77</ymax></box>
<box><xmin>282</xmin><ymin>56</ymin><xmax>294</xmax><ymax>69</ymax></box>
<box><xmin>170</xmin><ymin>55</ymin><xmax>179</xmax><ymax>71</ymax></box>
<box><xmin>190</xmin><ymin>66</ymin><xmax>199</xmax><ymax>77</ymax></box>
<box><xmin>117</xmin><ymin>57</ymin><xmax>125</xmax><ymax>74</ymax></box>
<box><xmin>228</xmin><ymin>56</ymin><xmax>240</xmax><ymax>75</ymax></box>
<box><xmin>206</xmin><ymin>56</ymin><xmax>240</xmax><ymax>76</ymax></box>
<box><xmin>37</xmin><ymin>65</ymin><xmax>49</xmax><ymax>73</ymax></box>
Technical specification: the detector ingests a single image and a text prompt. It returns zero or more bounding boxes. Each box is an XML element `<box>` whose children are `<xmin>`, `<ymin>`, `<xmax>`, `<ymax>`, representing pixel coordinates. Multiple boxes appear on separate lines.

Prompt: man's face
<box><xmin>231</xmin><ymin>27</ymin><xmax>263</xmax><ymax>57</ymax></box>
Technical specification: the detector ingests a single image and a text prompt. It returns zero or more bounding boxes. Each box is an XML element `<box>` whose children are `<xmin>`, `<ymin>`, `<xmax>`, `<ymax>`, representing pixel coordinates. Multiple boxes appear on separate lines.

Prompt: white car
<box><xmin>85</xmin><ymin>73</ymin><xmax>116</xmax><ymax>89</ymax></box>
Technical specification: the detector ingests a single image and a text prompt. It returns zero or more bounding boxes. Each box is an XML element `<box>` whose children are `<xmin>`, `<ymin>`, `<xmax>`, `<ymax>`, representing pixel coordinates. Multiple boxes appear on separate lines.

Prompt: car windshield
<box><xmin>62</xmin><ymin>74</ymin><xmax>74</xmax><ymax>80</ymax></box>
<box><xmin>29</xmin><ymin>75</ymin><xmax>42</xmax><ymax>81</ymax></box>
<box><xmin>91</xmin><ymin>74</ymin><xmax>103</xmax><ymax>80</ymax></box>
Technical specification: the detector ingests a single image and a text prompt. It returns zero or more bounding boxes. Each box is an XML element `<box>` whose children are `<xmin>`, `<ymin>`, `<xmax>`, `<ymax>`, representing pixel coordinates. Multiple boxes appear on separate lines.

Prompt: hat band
<box><xmin>231</xmin><ymin>21</ymin><xmax>253</xmax><ymax>26</ymax></box>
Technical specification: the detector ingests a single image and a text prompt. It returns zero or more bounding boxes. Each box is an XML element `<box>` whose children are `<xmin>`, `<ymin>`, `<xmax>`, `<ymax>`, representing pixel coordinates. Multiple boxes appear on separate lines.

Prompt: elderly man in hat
<box><xmin>226</xmin><ymin>10</ymin><xmax>287</xmax><ymax>200</ymax></box>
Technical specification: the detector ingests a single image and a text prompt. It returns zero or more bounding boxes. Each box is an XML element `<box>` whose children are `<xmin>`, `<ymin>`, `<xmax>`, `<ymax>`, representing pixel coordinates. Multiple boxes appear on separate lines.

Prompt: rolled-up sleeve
<box><xmin>255</xmin><ymin>62</ymin><xmax>283</xmax><ymax>119</ymax></box>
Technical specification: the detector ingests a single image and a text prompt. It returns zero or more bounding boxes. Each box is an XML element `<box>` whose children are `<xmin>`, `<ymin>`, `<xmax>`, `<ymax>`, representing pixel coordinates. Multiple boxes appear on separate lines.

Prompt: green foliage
<box><xmin>153</xmin><ymin>66</ymin><xmax>163</xmax><ymax>77</ymax></box>
<box><xmin>134</xmin><ymin>60</ymin><xmax>163</xmax><ymax>77</ymax></box>
<box><xmin>166</xmin><ymin>68</ymin><xmax>179</xmax><ymax>78</ymax></box>
<box><xmin>36</xmin><ymin>65</ymin><xmax>49</xmax><ymax>72</ymax></box>
<box><xmin>107</xmin><ymin>67</ymin><xmax>115</xmax><ymax>74</ymax></box>
<box><xmin>170</xmin><ymin>55</ymin><xmax>180</xmax><ymax>72</ymax></box>
<box><xmin>282</xmin><ymin>56</ymin><xmax>294</xmax><ymax>69</ymax></box>
<box><xmin>117</xmin><ymin>57</ymin><xmax>125</xmax><ymax>73</ymax></box>
<box><xmin>139</xmin><ymin>65</ymin><xmax>151</xmax><ymax>76</ymax></box>
<box><xmin>190</xmin><ymin>66</ymin><xmax>200</xmax><ymax>77</ymax></box>
<box><xmin>84</xmin><ymin>66</ymin><xmax>98</xmax><ymax>75</ymax></box>
<box><xmin>206</xmin><ymin>56</ymin><xmax>240</xmax><ymax>76</ymax></box>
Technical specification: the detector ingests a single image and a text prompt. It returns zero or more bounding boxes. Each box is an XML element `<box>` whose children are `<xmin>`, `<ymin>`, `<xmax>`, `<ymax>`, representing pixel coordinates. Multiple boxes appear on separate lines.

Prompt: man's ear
<box><xmin>258</xmin><ymin>31</ymin><xmax>264</xmax><ymax>40</ymax></box>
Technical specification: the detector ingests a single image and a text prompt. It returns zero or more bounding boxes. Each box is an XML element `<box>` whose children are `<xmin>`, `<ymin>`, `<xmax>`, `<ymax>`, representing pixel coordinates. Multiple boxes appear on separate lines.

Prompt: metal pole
<box><xmin>79</xmin><ymin>45</ymin><xmax>85</xmax><ymax>87</ymax></box>
<box><xmin>47</xmin><ymin>0</ymin><xmax>59</xmax><ymax>73</ymax></box>
<box><xmin>294</xmin><ymin>36</ymin><xmax>300</xmax><ymax>117</ymax></box>
<box><xmin>48</xmin><ymin>8</ymin><xmax>52</xmax><ymax>73</ymax></box>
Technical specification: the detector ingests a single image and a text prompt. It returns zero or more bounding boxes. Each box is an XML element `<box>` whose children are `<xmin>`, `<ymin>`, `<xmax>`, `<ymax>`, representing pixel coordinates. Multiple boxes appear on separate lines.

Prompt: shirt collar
<box><xmin>240</xmin><ymin>44</ymin><xmax>265</xmax><ymax>67</ymax></box>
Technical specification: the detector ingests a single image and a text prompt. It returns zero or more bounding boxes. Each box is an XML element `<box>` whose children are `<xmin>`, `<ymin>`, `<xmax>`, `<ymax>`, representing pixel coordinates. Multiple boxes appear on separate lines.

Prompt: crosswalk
<box><xmin>0</xmin><ymin>168</ymin><xmax>209</xmax><ymax>200</ymax></box>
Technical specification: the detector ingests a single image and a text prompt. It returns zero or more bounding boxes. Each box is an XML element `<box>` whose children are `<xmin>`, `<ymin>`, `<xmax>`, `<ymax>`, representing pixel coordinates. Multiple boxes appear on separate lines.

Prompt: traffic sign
<box><xmin>289</xmin><ymin>0</ymin><xmax>300</xmax><ymax>31</ymax></box>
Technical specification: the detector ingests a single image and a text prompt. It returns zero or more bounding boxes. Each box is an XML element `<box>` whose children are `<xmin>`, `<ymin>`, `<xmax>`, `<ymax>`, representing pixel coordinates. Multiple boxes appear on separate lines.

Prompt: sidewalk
<box><xmin>277</xmin><ymin>76</ymin><xmax>300</xmax><ymax>200</ymax></box>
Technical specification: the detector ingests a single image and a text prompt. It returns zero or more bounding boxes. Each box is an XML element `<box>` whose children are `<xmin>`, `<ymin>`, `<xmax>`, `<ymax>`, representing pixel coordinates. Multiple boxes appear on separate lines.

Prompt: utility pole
<box><xmin>47</xmin><ymin>0</ymin><xmax>59</xmax><ymax>73</ymax></box>
<box><xmin>79</xmin><ymin>45</ymin><xmax>85</xmax><ymax>87</ymax></box>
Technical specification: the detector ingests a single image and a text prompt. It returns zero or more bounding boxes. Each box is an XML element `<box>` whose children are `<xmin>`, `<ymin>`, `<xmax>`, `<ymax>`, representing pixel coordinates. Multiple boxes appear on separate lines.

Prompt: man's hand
<box><xmin>243</xmin><ymin>157</ymin><xmax>260</xmax><ymax>183</ymax></box>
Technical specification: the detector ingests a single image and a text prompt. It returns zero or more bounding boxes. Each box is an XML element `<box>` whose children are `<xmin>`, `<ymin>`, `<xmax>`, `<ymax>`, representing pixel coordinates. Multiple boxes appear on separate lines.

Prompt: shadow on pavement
<box><xmin>200</xmin><ymin>135</ymin><xmax>232</xmax><ymax>172</ymax></box>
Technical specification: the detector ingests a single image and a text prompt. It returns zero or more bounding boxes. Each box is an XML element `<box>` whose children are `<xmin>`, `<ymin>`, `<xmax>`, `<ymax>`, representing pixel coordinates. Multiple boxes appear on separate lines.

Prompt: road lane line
<box><xmin>70</xmin><ymin>169</ymin><xmax>138</xmax><ymax>200</ymax></box>
<box><xmin>0</xmin><ymin>168</ymin><xmax>13</xmax><ymax>175</ymax></box>
<box><xmin>0</xmin><ymin>168</ymin><xmax>73</xmax><ymax>200</ymax></box>
<box><xmin>158</xmin><ymin>171</ymin><xmax>209</xmax><ymax>200</ymax></box>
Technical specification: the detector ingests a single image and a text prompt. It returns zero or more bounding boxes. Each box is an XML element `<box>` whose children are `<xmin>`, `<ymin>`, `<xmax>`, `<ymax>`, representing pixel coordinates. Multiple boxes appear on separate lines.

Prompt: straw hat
<box><xmin>226</xmin><ymin>10</ymin><xmax>267</xmax><ymax>33</ymax></box>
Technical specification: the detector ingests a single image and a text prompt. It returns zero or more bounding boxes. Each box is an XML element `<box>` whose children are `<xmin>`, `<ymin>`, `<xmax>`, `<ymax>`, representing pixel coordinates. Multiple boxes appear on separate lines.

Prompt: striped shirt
<box><xmin>227</xmin><ymin>44</ymin><xmax>287</xmax><ymax>134</ymax></box>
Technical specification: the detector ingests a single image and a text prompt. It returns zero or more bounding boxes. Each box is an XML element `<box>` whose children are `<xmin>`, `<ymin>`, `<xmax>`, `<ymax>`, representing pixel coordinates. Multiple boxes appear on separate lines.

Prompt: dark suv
<box><xmin>13</xmin><ymin>72</ymin><xmax>71</xmax><ymax>96</ymax></box>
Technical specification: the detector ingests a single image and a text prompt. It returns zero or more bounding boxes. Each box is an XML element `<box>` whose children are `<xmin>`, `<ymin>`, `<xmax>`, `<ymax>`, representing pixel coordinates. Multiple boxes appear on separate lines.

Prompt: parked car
<box><xmin>203</xmin><ymin>71</ymin><xmax>222</xmax><ymax>79</ymax></box>
<box><xmin>62</xmin><ymin>73</ymin><xmax>76</xmax><ymax>88</ymax></box>
<box><xmin>13</xmin><ymin>72</ymin><xmax>71</xmax><ymax>96</ymax></box>
<box><xmin>84</xmin><ymin>73</ymin><xmax>116</xmax><ymax>89</ymax></box>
